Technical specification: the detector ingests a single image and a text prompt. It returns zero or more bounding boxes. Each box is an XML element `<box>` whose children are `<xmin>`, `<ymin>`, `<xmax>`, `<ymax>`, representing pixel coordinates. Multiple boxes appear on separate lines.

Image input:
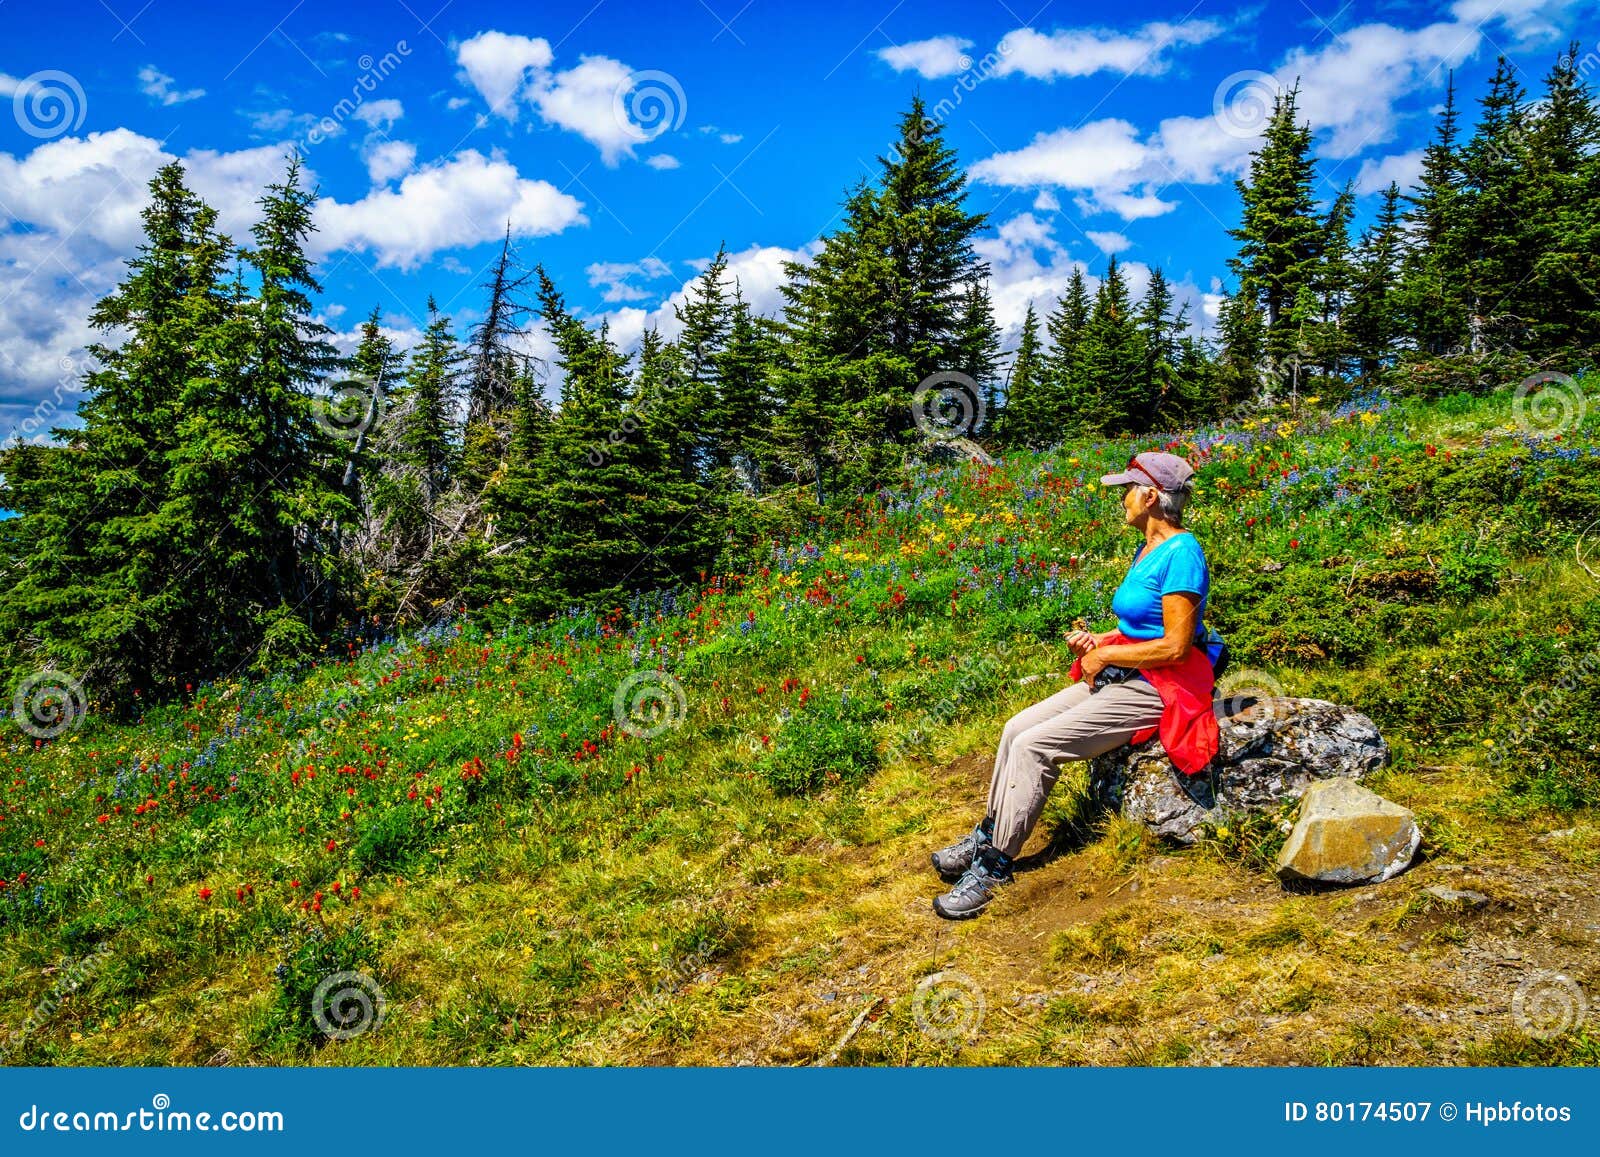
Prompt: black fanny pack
<box><xmin>1091</xmin><ymin>624</ymin><xmax>1229</xmax><ymax>691</ymax></box>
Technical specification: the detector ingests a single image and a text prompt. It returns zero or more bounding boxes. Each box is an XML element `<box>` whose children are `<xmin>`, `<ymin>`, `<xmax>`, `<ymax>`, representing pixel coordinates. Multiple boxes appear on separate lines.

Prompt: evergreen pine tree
<box><xmin>1044</xmin><ymin>268</ymin><xmax>1096</xmax><ymax>434</ymax></box>
<box><xmin>1078</xmin><ymin>257</ymin><xmax>1150</xmax><ymax>433</ymax></box>
<box><xmin>996</xmin><ymin>304</ymin><xmax>1046</xmax><ymax>449</ymax></box>
<box><xmin>1525</xmin><ymin>43</ymin><xmax>1600</xmax><ymax>355</ymax></box>
<box><xmin>1397</xmin><ymin>74</ymin><xmax>1469</xmax><ymax>355</ymax></box>
<box><xmin>1347</xmin><ymin>182</ymin><xmax>1406</xmax><ymax>380</ymax></box>
<box><xmin>953</xmin><ymin>278</ymin><xmax>1002</xmax><ymax>438</ymax></box>
<box><xmin>1459</xmin><ymin>56</ymin><xmax>1533</xmax><ymax>350</ymax></box>
<box><xmin>1137</xmin><ymin>267</ymin><xmax>1182</xmax><ymax>428</ymax></box>
<box><xmin>1228</xmin><ymin>84</ymin><xmax>1322</xmax><ymax>369</ymax></box>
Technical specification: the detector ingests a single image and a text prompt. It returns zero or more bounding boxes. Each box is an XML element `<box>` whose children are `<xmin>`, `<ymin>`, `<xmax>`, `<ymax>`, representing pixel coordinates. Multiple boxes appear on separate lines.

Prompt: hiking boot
<box><xmin>932</xmin><ymin>844</ymin><xmax>1014</xmax><ymax>920</ymax></box>
<box><xmin>930</xmin><ymin>816</ymin><xmax>994</xmax><ymax>880</ymax></box>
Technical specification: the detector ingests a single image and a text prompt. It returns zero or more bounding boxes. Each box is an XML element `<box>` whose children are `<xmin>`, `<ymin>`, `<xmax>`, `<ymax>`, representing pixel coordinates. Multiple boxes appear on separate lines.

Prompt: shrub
<box><xmin>758</xmin><ymin>702</ymin><xmax>881</xmax><ymax>796</ymax></box>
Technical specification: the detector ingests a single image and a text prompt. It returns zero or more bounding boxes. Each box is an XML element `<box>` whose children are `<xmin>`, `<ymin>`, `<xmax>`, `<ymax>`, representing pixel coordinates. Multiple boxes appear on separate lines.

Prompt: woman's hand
<box><xmin>1066</xmin><ymin>629</ymin><xmax>1098</xmax><ymax>657</ymax></box>
<box><xmin>1077</xmin><ymin>647</ymin><xmax>1110</xmax><ymax>683</ymax></box>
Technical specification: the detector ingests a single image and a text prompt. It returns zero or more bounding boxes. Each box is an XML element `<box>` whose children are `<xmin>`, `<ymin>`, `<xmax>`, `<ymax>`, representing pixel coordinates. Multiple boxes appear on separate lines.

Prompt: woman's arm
<box><xmin>1086</xmin><ymin>592</ymin><xmax>1201</xmax><ymax>671</ymax></box>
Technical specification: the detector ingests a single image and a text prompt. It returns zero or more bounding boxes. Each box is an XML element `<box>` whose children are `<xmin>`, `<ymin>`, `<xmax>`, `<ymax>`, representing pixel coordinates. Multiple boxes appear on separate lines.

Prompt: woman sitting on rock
<box><xmin>930</xmin><ymin>450</ymin><xmax>1222</xmax><ymax>919</ymax></box>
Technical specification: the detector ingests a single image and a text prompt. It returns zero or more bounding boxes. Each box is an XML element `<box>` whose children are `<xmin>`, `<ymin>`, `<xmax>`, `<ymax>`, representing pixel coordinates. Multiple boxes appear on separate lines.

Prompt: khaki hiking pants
<box><xmin>987</xmin><ymin>677</ymin><xmax>1166</xmax><ymax>858</ymax></box>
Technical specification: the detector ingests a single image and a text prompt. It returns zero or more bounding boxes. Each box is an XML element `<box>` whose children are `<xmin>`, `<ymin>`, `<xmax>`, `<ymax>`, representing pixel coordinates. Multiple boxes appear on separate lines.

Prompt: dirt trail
<box><xmin>654</xmin><ymin>751</ymin><xmax>1600</xmax><ymax>1065</ymax></box>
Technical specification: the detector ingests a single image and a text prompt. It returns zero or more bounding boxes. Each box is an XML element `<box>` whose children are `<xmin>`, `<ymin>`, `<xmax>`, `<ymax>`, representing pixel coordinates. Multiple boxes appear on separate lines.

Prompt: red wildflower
<box><xmin>198</xmin><ymin>886</ymin><xmax>212</xmax><ymax>901</ymax></box>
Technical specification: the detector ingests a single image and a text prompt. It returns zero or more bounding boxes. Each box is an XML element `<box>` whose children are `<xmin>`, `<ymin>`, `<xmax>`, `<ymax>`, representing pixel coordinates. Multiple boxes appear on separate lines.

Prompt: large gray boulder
<box><xmin>1087</xmin><ymin>696</ymin><xmax>1390</xmax><ymax>845</ymax></box>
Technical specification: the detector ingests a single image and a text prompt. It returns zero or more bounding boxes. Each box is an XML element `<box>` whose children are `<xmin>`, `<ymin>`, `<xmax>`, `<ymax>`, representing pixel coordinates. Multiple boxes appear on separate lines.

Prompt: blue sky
<box><xmin>0</xmin><ymin>0</ymin><xmax>1590</xmax><ymax>439</ymax></box>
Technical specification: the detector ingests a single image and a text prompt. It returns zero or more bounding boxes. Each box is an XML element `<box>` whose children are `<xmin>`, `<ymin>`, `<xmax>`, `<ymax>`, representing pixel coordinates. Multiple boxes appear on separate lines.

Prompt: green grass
<box><xmin>4</xmin><ymin>380</ymin><xmax>1600</xmax><ymax>1066</ymax></box>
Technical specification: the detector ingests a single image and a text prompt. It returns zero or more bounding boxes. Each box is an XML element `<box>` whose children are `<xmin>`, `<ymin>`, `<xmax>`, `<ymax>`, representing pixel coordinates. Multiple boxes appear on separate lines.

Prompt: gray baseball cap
<box><xmin>1100</xmin><ymin>450</ymin><xmax>1195</xmax><ymax>490</ymax></box>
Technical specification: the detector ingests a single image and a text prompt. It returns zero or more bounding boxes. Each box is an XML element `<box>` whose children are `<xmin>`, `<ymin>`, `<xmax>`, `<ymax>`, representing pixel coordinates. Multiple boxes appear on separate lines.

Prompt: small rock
<box><xmin>1425</xmin><ymin>885</ymin><xmax>1490</xmax><ymax>909</ymax></box>
<box><xmin>1261</xmin><ymin>560</ymin><xmax>1285</xmax><ymax>572</ymax></box>
<box><xmin>1017</xmin><ymin>672</ymin><xmax>1063</xmax><ymax>686</ymax></box>
<box><xmin>820</xmin><ymin>991</ymin><xmax>836</xmax><ymax>1003</ymax></box>
<box><xmin>1275</xmin><ymin>778</ymin><xmax>1421</xmax><ymax>885</ymax></box>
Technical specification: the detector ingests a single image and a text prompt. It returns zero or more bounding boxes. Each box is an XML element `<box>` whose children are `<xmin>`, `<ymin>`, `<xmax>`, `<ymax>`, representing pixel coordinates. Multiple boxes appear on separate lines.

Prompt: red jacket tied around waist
<box><xmin>1068</xmin><ymin>630</ymin><xmax>1220</xmax><ymax>776</ymax></box>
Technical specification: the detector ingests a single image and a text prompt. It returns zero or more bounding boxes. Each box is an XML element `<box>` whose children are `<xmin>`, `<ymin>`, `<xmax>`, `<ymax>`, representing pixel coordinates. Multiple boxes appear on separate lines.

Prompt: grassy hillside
<box><xmin>4</xmin><ymin>381</ymin><xmax>1600</xmax><ymax>1066</ymax></box>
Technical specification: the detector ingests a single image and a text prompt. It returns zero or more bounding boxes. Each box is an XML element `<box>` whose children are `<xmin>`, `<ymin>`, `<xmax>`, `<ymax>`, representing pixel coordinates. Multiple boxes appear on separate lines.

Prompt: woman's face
<box><xmin>1120</xmin><ymin>482</ymin><xmax>1146</xmax><ymax>525</ymax></box>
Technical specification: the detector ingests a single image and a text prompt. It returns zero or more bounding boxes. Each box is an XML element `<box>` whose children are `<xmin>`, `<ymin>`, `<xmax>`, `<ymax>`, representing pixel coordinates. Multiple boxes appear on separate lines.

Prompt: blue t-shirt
<box><xmin>1111</xmin><ymin>532</ymin><xmax>1209</xmax><ymax>639</ymax></box>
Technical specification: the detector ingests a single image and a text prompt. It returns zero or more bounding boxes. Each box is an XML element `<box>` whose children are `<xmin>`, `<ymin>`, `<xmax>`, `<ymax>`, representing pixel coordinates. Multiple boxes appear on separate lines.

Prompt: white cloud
<box><xmin>1086</xmin><ymin>230</ymin><xmax>1131</xmax><ymax>254</ymax></box>
<box><xmin>973</xmin><ymin>213</ymin><xmax>1088</xmax><ymax>337</ymax></box>
<box><xmin>877</xmin><ymin>36</ymin><xmax>974</xmax><ymax>79</ymax></box>
<box><xmin>316</xmin><ymin>149</ymin><xmax>587</xmax><ymax>270</ymax></box>
<box><xmin>1450</xmin><ymin>0</ymin><xmax>1580</xmax><ymax>45</ymax></box>
<box><xmin>1355</xmin><ymin>148</ymin><xmax>1425</xmax><ymax>194</ymax></box>
<box><xmin>972</xmin><ymin>5</ymin><xmax>1531</xmax><ymax>220</ymax></box>
<box><xmin>454</xmin><ymin>30</ymin><xmax>684</xmax><ymax>165</ymax></box>
<box><xmin>454</xmin><ymin>30</ymin><xmax>553</xmax><ymax>119</ymax></box>
<box><xmin>994</xmin><ymin>19</ymin><xmax>1224</xmax><ymax>80</ymax></box>
<box><xmin>1032</xmin><ymin>189</ymin><xmax>1060</xmax><ymax>212</ymax></box>
<box><xmin>970</xmin><ymin>119</ymin><xmax>1176</xmax><ymax>220</ymax></box>
<box><xmin>586</xmin><ymin>256</ymin><xmax>674</xmax><ymax>303</ymax></box>
<box><xmin>138</xmin><ymin>65</ymin><xmax>205</xmax><ymax>106</ymax></box>
<box><xmin>645</xmin><ymin>153</ymin><xmax>680</xmax><ymax>170</ymax></box>
<box><xmin>532</xmin><ymin>55</ymin><xmax>640</xmax><ymax>165</ymax></box>
<box><xmin>351</xmin><ymin>99</ymin><xmax>404</xmax><ymax>131</ymax></box>
<box><xmin>590</xmin><ymin>241</ymin><xmax>817</xmax><ymax>355</ymax></box>
<box><xmin>363</xmin><ymin>139</ymin><xmax>417</xmax><ymax>183</ymax></box>
<box><xmin>244</xmin><ymin>106</ymin><xmax>339</xmax><ymax>140</ymax></box>
<box><xmin>1278</xmin><ymin>21</ymin><xmax>1481</xmax><ymax>158</ymax></box>
<box><xmin>0</xmin><ymin>130</ymin><xmax>292</xmax><ymax>435</ymax></box>
<box><xmin>719</xmin><ymin>131</ymin><xmax>742</xmax><ymax>144</ymax></box>
<box><xmin>0</xmin><ymin>129</ymin><xmax>588</xmax><ymax>418</ymax></box>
